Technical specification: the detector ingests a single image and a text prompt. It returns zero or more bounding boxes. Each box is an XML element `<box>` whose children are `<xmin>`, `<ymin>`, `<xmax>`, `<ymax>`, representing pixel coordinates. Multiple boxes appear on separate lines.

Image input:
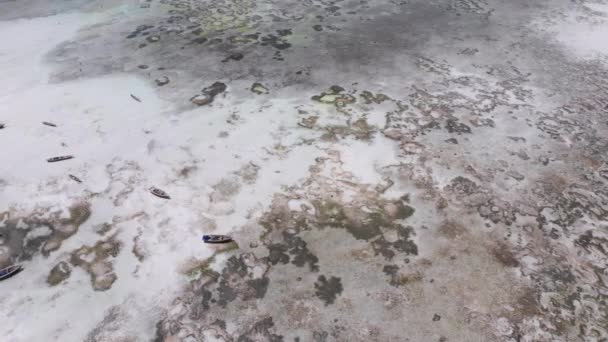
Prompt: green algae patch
<box><xmin>312</xmin><ymin>85</ymin><xmax>356</xmax><ymax>107</ymax></box>
<box><xmin>182</xmin><ymin>240</ymin><xmax>240</xmax><ymax>282</ymax></box>
<box><xmin>183</xmin><ymin>256</ymin><xmax>221</xmax><ymax>281</ymax></box>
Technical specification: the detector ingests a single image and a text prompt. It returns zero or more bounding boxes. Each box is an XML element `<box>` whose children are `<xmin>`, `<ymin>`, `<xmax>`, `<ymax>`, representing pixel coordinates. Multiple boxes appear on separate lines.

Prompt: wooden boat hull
<box><xmin>202</xmin><ymin>235</ymin><xmax>232</xmax><ymax>244</ymax></box>
<box><xmin>149</xmin><ymin>187</ymin><xmax>170</xmax><ymax>199</ymax></box>
<box><xmin>47</xmin><ymin>155</ymin><xmax>74</xmax><ymax>163</ymax></box>
<box><xmin>0</xmin><ymin>264</ymin><xmax>23</xmax><ymax>281</ymax></box>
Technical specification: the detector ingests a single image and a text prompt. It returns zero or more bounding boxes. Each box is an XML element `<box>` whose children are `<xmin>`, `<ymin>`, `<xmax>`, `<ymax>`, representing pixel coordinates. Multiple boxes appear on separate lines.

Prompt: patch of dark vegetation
<box><xmin>372</xmin><ymin>237</ymin><xmax>396</xmax><ymax>260</ymax></box>
<box><xmin>191</xmin><ymin>81</ymin><xmax>227</xmax><ymax>106</ymax></box>
<box><xmin>284</xmin><ymin>233</ymin><xmax>319</xmax><ymax>271</ymax></box>
<box><xmin>318</xmin><ymin>119</ymin><xmax>376</xmax><ymax>141</ymax></box>
<box><xmin>371</xmin><ymin>225</ymin><xmax>418</xmax><ymax>261</ymax></box>
<box><xmin>445</xmin><ymin>119</ymin><xmax>472</xmax><ymax>134</ymax></box>
<box><xmin>0</xmin><ymin>202</ymin><xmax>91</xmax><ymax>266</ymax></box>
<box><xmin>382</xmin><ymin>264</ymin><xmax>423</xmax><ymax>287</ymax></box>
<box><xmin>311</xmin><ymin>86</ymin><xmax>356</xmax><ymax>108</ymax></box>
<box><xmin>575</xmin><ymin>230</ymin><xmax>608</xmax><ymax>256</ymax></box>
<box><xmin>260</xmin><ymin>32</ymin><xmax>292</xmax><ymax>50</ymax></box>
<box><xmin>313</xmin><ymin>199</ymin><xmax>414</xmax><ymax>242</ymax></box>
<box><xmin>477</xmin><ymin>199</ymin><xmax>517</xmax><ymax>225</ymax></box>
<box><xmin>491</xmin><ymin>242</ymin><xmax>519</xmax><ymax>268</ymax></box>
<box><xmin>47</xmin><ymin>261</ymin><xmax>72</xmax><ymax>286</ymax></box>
<box><xmin>218</xmin><ymin>277</ymin><xmax>239</xmax><ymax>307</ymax></box>
<box><xmin>383</xmin><ymin>264</ymin><xmax>399</xmax><ymax>276</ymax></box>
<box><xmin>69</xmin><ymin>235</ymin><xmax>122</xmax><ymax>291</ymax></box>
<box><xmin>237</xmin><ymin>317</ymin><xmax>284</xmax><ymax>342</ymax></box>
<box><xmin>360</xmin><ymin>90</ymin><xmax>389</xmax><ymax>104</ymax></box>
<box><xmin>314</xmin><ymin>275</ymin><xmax>343</xmax><ymax>305</ymax></box>
<box><xmin>222</xmin><ymin>52</ymin><xmax>244</xmax><ymax>62</ymax></box>
<box><xmin>393</xmin><ymin>226</ymin><xmax>418</xmax><ymax>254</ymax></box>
<box><xmin>543</xmin><ymin>266</ymin><xmax>576</xmax><ymax>290</ymax></box>
<box><xmin>126</xmin><ymin>24</ymin><xmax>153</xmax><ymax>39</ymax></box>
<box><xmin>213</xmin><ymin>319</ymin><xmax>227</xmax><ymax>330</ymax></box>
<box><xmin>246</xmin><ymin>277</ymin><xmax>270</xmax><ymax>299</ymax></box>
<box><xmin>267</xmin><ymin>243</ymin><xmax>290</xmax><ymax>265</ymax></box>
<box><xmin>203</xmin><ymin>81</ymin><xmax>227</xmax><ymax>97</ymax></box>
<box><xmin>184</xmin><ymin>253</ymin><xmax>271</xmax><ymax>316</ymax></box>
<box><xmin>445</xmin><ymin>176</ymin><xmax>480</xmax><ymax>196</ymax></box>
<box><xmin>313</xmin><ymin>330</ymin><xmax>329</xmax><ymax>342</ymax></box>
<box><xmin>314</xmin><ymin>200</ymin><xmax>382</xmax><ymax>240</ymax></box>
<box><xmin>265</xmin><ymin>232</ymin><xmax>319</xmax><ymax>271</ymax></box>
<box><xmin>190</xmin><ymin>37</ymin><xmax>208</xmax><ymax>44</ymax></box>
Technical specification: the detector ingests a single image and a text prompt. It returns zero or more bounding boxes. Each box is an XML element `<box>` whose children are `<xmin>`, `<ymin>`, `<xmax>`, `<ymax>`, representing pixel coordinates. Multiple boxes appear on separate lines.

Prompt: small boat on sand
<box><xmin>69</xmin><ymin>174</ymin><xmax>82</xmax><ymax>183</ymax></box>
<box><xmin>47</xmin><ymin>155</ymin><xmax>74</xmax><ymax>163</ymax></box>
<box><xmin>42</xmin><ymin>121</ymin><xmax>57</xmax><ymax>127</ymax></box>
<box><xmin>149</xmin><ymin>187</ymin><xmax>170</xmax><ymax>199</ymax></box>
<box><xmin>0</xmin><ymin>264</ymin><xmax>23</xmax><ymax>281</ymax></box>
<box><xmin>202</xmin><ymin>235</ymin><xmax>233</xmax><ymax>244</ymax></box>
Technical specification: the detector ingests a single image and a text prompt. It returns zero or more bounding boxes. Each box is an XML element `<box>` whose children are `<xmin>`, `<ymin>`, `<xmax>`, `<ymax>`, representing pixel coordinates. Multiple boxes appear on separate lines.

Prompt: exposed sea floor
<box><xmin>1</xmin><ymin>0</ymin><xmax>608</xmax><ymax>341</ymax></box>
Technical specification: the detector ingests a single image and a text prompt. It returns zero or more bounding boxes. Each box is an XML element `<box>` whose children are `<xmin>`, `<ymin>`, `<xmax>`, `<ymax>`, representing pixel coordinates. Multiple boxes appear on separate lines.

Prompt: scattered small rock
<box><xmin>445</xmin><ymin>138</ymin><xmax>458</xmax><ymax>144</ymax></box>
<box><xmin>507</xmin><ymin>136</ymin><xmax>526</xmax><ymax>143</ymax></box>
<box><xmin>0</xmin><ymin>123</ymin><xmax>5</xmax><ymax>129</ymax></box>
<box><xmin>47</xmin><ymin>261</ymin><xmax>71</xmax><ymax>286</ymax></box>
<box><xmin>146</xmin><ymin>35</ymin><xmax>160</xmax><ymax>43</ymax></box>
<box><xmin>298</xmin><ymin>116</ymin><xmax>318</xmax><ymax>129</ymax></box>
<box><xmin>191</xmin><ymin>82</ymin><xmax>227</xmax><ymax>106</ymax></box>
<box><xmin>276</xmin><ymin>29</ymin><xmax>292</xmax><ymax>36</ymax></box>
<box><xmin>433</xmin><ymin>314</ymin><xmax>441</xmax><ymax>321</ymax></box>
<box><xmin>222</xmin><ymin>52</ymin><xmax>244</xmax><ymax>62</ymax></box>
<box><xmin>190</xmin><ymin>93</ymin><xmax>213</xmax><ymax>106</ymax></box>
<box><xmin>375</xmin><ymin>178</ymin><xmax>394</xmax><ymax>194</ymax></box>
<box><xmin>507</xmin><ymin>171</ymin><xmax>525</xmax><ymax>181</ymax></box>
<box><xmin>445</xmin><ymin>119</ymin><xmax>471</xmax><ymax>134</ymax></box>
<box><xmin>251</xmin><ymin>82</ymin><xmax>269</xmax><ymax>95</ymax></box>
<box><xmin>313</xmin><ymin>24</ymin><xmax>323</xmax><ymax>31</ymax></box>
<box><xmin>155</xmin><ymin>76</ymin><xmax>170</xmax><ymax>86</ymax></box>
<box><xmin>138</xmin><ymin>64</ymin><xmax>149</xmax><ymax>69</ymax></box>
<box><xmin>202</xmin><ymin>82</ymin><xmax>227</xmax><ymax>97</ymax></box>
<box><xmin>191</xmin><ymin>37</ymin><xmax>207</xmax><ymax>44</ymax></box>
<box><xmin>539</xmin><ymin>156</ymin><xmax>550</xmax><ymax>165</ymax></box>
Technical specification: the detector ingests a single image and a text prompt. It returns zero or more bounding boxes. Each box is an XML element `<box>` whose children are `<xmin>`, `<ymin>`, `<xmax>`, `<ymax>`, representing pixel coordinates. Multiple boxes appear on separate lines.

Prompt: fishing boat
<box><xmin>0</xmin><ymin>264</ymin><xmax>23</xmax><ymax>281</ymax></box>
<box><xmin>47</xmin><ymin>155</ymin><xmax>74</xmax><ymax>163</ymax></box>
<box><xmin>149</xmin><ymin>187</ymin><xmax>170</xmax><ymax>199</ymax></box>
<box><xmin>202</xmin><ymin>235</ymin><xmax>233</xmax><ymax>244</ymax></box>
<box><xmin>42</xmin><ymin>121</ymin><xmax>57</xmax><ymax>127</ymax></box>
<box><xmin>69</xmin><ymin>174</ymin><xmax>82</xmax><ymax>183</ymax></box>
